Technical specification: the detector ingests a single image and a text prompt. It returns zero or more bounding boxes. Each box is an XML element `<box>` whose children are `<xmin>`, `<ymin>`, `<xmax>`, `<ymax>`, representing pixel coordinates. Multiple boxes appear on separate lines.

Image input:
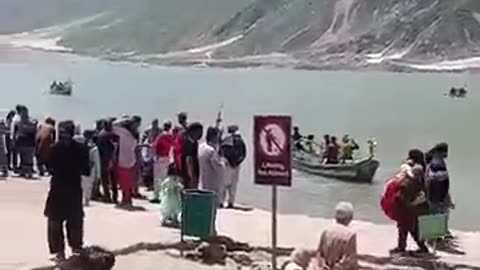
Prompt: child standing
<box><xmin>159</xmin><ymin>164</ymin><xmax>183</xmax><ymax>227</ymax></box>
<box><xmin>82</xmin><ymin>130</ymin><xmax>102</xmax><ymax>206</ymax></box>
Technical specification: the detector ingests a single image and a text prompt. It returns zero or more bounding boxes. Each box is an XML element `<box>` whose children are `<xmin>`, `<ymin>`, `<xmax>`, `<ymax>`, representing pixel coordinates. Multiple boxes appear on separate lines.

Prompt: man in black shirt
<box><xmin>96</xmin><ymin>120</ymin><xmax>119</xmax><ymax>203</ymax></box>
<box><xmin>181</xmin><ymin>122</ymin><xmax>203</xmax><ymax>189</ymax></box>
<box><xmin>44</xmin><ymin>120</ymin><xmax>90</xmax><ymax>262</ymax></box>
<box><xmin>13</xmin><ymin>107</ymin><xmax>37</xmax><ymax>178</ymax></box>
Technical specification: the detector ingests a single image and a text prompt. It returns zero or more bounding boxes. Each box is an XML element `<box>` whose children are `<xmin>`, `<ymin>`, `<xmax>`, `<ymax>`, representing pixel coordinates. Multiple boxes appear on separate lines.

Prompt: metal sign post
<box><xmin>254</xmin><ymin>115</ymin><xmax>292</xmax><ymax>270</ymax></box>
<box><xmin>271</xmin><ymin>184</ymin><xmax>278</xmax><ymax>270</ymax></box>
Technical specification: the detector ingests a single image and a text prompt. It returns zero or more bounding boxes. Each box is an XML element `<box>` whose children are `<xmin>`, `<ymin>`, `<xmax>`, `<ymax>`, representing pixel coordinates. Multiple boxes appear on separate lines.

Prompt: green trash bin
<box><xmin>181</xmin><ymin>189</ymin><xmax>216</xmax><ymax>239</ymax></box>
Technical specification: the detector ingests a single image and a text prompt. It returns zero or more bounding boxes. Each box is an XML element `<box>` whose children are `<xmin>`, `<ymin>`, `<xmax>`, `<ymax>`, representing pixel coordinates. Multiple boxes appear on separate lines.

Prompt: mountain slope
<box><xmin>0</xmin><ymin>0</ymin><xmax>119</xmax><ymax>34</ymax></box>
<box><xmin>2</xmin><ymin>0</ymin><xmax>480</xmax><ymax>70</ymax></box>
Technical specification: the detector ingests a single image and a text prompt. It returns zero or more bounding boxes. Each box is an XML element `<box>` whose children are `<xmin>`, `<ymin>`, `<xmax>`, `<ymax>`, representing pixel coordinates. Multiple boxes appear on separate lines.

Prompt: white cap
<box><xmin>335</xmin><ymin>201</ymin><xmax>354</xmax><ymax>221</ymax></box>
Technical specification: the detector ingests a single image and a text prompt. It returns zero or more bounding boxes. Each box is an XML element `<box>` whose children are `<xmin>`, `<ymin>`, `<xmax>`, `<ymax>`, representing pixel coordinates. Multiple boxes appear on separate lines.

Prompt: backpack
<box><xmin>221</xmin><ymin>135</ymin><xmax>246</xmax><ymax>167</ymax></box>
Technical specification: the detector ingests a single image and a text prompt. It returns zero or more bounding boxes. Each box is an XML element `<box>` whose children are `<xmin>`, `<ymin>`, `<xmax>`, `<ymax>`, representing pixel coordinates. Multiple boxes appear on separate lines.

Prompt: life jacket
<box><xmin>221</xmin><ymin>134</ymin><xmax>246</xmax><ymax>167</ymax></box>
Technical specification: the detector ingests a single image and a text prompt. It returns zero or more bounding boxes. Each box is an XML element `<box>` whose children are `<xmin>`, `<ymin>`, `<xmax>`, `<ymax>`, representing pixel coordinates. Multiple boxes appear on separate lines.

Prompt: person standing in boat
<box><xmin>292</xmin><ymin>126</ymin><xmax>304</xmax><ymax>151</ymax></box>
<box><xmin>320</xmin><ymin>134</ymin><xmax>331</xmax><ymax>158</ymax></box>
<box><xmin>324</xmin><ymin>136</ymin><xmax>340</xmax><ymax>164</ymax></box>
<box><xmin>220</xmin><ymin>125</ymin><xmax>246</xmax><ymax>208</ymax></box>
<box><xmin>304</xmin><ymin>135</ymin><xmax>317</xmax><ymax>155</ymax></box>
<box><xmin>340</xmin><ymin>134</ymin><xmax>359</xmax><ymax>162</ymax></box>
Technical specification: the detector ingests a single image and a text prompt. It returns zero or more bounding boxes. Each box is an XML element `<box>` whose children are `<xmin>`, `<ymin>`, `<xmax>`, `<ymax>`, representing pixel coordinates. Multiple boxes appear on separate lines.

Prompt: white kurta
<box><xmin>198</xmin><ymin>142</ymin><xmax>225</xmax><ymax>205</ymax></box>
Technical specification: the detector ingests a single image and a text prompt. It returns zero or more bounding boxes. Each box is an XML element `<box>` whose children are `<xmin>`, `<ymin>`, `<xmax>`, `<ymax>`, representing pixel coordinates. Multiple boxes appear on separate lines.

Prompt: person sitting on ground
<box><xmin>159</xmin><ymin>163</ymin><xmax>183</xmax><ymax>227</ymax></box>
<box><xmin>281</xmin><ymin>248</ymin><xmax>315</xmax><ymax>270</ymax></box>
<box><xmin>324</xmin><ymin>136</ymin><xmax>340</xmax><ymax>164</ymax></box>
<box><xmin>311</xmin><ymin>202</ymin><xmax>357</xmax><ymax>270</ymax></box>
<box><xmin>57</xmin><ymin>245</ymin><xmax>115</xmax><ymax>270</ymax></box>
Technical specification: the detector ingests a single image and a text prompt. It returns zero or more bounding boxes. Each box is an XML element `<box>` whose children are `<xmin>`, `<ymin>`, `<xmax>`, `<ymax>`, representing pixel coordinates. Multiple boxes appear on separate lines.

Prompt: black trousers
<box><xmin>37</xmin><ymin>159</ymin><xmax>47</xmax><ymax>175</ymax></box>
<box><xmin>47</xmin><ymin>217</ymin><xmax>83</xmax><ymax>255</ymax></box>
<box><xmin>101</xmin><ymin>166</ymin><xmax>118</xmax><ymax>202</ymax></box>
<box><xmin>17</xmin><ymin>146</ymin><xmax>34</xmax><ymax>175</ymax></box>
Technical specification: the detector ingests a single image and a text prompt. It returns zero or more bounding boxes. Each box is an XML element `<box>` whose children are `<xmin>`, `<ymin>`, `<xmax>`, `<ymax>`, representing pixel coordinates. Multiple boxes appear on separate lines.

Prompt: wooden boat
<box><xmin>293</xmin><ymin>151</ymin><xmax>380</xmax><ymax>183</ymax></box>
<box><xmin>49</xmin><ymin>80</ymin><xmax>73</xmax><ymax>96</ymax></box>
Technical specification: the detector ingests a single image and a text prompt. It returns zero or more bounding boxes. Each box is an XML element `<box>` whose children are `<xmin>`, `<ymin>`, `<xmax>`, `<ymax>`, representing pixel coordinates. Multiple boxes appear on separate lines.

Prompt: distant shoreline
<box><xmin>1</xmin><ymin>30</ymin><xmax>480</xmax><ymax>74</ymax></box>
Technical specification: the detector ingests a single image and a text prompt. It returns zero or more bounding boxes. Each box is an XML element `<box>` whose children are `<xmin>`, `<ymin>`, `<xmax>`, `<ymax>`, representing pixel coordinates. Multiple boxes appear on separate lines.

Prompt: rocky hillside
<box><xmin>2</xmin><ymin>0</ymin><xmax>480</xmax><ymax>70</ymax></box>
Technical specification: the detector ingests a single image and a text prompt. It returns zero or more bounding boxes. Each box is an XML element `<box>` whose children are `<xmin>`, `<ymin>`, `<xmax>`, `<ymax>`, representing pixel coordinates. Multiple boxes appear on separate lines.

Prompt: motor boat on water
<box><xmin>49</xmin><ymin>80</ymin><xmax>73</xmax><ymax>96</ymax></box>
<box><xmin>293</xmin><ymin>151</ymin><xmax>380</xmax><ymax>183</ymax></box>
<box><xmin>447</xmin><ymin>86</ymin><xmax>467</xmax><ymax>98</ymax></box>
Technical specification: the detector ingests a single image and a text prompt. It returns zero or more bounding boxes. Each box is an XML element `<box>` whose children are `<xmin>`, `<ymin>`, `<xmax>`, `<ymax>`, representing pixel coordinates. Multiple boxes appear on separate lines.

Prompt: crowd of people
<box><xmin>0</xmin><ymin>106</ymin><xmax>455</xmax><ymax>269</ymax></box>
<box><xmin>292</xmin><ymin>127</ymin><xmax>362</xmax><ymax>164</ymax></box>
<box><xmin>280</xmin><ymin>143</ymin><xmax>454</xmax><ymax>270</ymax></box>
<box><xmin>0</xmin><ymin>105</ymin><xmax>247</xmax><ymax>263</ymax></box>
<box><xmin>382</xmin><ymin>143</ymin><xmax>454</xmax><ymax>254</ymax></box>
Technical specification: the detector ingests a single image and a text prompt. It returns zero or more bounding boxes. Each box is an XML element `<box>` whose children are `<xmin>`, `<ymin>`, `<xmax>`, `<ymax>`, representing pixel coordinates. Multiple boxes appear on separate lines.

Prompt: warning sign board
<box><xmin>254</xmin><ymin>115</ymin><xmax>292</xmax><ymax>186</ymax></box>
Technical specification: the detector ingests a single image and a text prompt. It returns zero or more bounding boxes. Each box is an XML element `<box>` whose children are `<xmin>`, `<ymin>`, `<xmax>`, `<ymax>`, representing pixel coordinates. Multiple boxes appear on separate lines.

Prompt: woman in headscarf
<box><xmin>425</xmin><ymin>143</ymin><xmax>454</xmax><ymax>233</ymax></box>
<box><xmin>389</xmin><ymin>149</ymin><xmax>429</xmax><ymax>254</ymax></box>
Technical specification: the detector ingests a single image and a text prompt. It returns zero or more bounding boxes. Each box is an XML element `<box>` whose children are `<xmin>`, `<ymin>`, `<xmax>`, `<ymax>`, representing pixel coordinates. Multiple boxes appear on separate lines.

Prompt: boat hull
<box><xmin>293</xmin><ymin>153</ymin><xmax>379</xmax><ymax>183</ymax></box>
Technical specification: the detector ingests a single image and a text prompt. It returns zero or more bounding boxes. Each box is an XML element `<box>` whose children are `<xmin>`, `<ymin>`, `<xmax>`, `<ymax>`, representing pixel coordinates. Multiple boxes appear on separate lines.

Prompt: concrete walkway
<box><xmin>1</xmin><ymin>178</ymin><xmax>479</xmax><ymax>270</ymax></box>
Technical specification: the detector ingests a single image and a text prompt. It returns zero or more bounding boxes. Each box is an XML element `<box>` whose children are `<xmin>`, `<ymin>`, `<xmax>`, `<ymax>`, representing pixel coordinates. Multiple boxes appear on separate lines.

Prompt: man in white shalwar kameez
<box><xmin>198</xmin><ymin>127</ymin><xmax>225</xmax><ymax>207</ymax></box>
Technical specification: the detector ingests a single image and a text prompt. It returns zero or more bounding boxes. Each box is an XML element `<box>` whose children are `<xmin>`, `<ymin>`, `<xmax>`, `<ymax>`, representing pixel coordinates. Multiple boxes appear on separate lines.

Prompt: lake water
<box><xmin>1</xmin><ymin>47</ymin><xmax>479</xmax><ymax>231</ymax></box>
